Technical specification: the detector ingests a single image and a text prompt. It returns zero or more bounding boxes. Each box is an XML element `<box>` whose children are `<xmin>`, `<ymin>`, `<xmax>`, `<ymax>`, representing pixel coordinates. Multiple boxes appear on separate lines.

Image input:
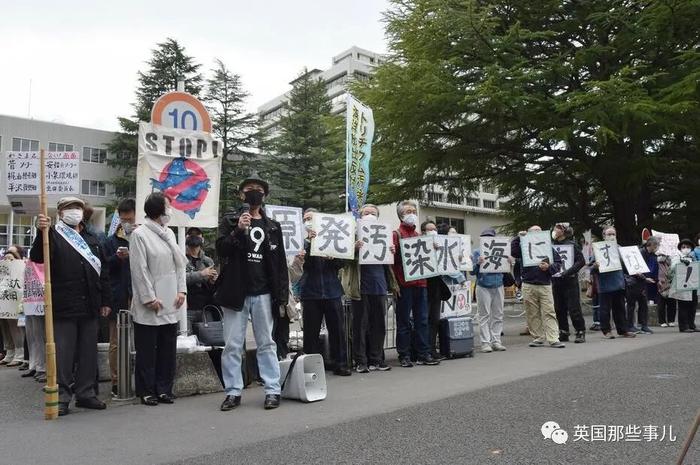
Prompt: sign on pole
<box><xmin>357</xmin><ymin>219</ymin><xmax>393</xmax><ymax>265</ymax></box>
<box><xmin>346</xmin><ymin>94</ymin><xmax>374</xmax><ymax>217</ymax></box>
<box><xmin>619</xmin><ymin>246</ymin><xmax>651</xmax><ymax>275</ymax></box>
<box><xmin>520</xmin><ymin>231</ymin><xmax>553</xmax><ymax>267</ymax></box>
<box><xmin>310</xmin><ymin>213</ymin><xmax>356</xmax><ymax>260</ymax></box>
<box><xmin>0</xmin><ymin>260</ymin><xmax>24</xmax><ymax>319</ymax></box>
<box><xmin>592</xmin><ymin>241</ymin><xmax>622</xmax><ymax>273</ymax></box>
<box><xmin>151</xmin><ymin>91</ymin><xmax>212</xmax><ymax>132</ymax></box>
<box><xmin>136</xmin><ymin>122</ymin><xmax>222</xmax><ymax>227</ymax></box>
<box><xmin>479</xmin><ymin>236</ymin><xmax>511</xmax><ymax>274</ymax></box>
<box><xmin>400</xmin><ymin>235</ymin><xmax>438</xmax><ymax>281</ymax></box>
<box><xmin>266</xmin><ymin>205</ymin><xmax>304</xmax><ymax>256</ymax></box>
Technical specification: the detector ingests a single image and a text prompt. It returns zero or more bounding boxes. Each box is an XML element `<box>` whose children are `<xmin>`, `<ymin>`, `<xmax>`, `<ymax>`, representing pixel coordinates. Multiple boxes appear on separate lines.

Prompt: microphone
<box><xmin>241</xmin><ymin>203</ymin><xmax>250</xmax><ymax>235</ymax></box>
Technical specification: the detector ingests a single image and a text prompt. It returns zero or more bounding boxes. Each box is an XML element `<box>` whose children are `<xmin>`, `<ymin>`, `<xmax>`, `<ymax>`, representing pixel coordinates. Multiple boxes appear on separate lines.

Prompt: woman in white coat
<box><xmin>130</xmin><ymin>192</ymin><xmax>187</xmax><ymax>406</ymax></box>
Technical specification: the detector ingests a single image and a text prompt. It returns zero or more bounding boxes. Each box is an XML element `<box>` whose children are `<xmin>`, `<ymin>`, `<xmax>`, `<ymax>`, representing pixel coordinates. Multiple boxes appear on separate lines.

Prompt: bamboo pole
<box><xmin>676</xmin><ymin>408</ymin><xmax>700</xmax><ymax>465</ymax></box>
<box><xmin>40</xmin><ymin>148</ymin><xmax>58</xmax><ymax>420</ymax></box>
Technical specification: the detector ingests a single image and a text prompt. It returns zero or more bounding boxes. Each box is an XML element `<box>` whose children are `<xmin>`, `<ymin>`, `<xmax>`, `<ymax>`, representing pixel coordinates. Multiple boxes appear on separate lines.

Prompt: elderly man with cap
<box><xmin>215</xmin><ymin>174</ymin><xmax>289</xmax><ymax>411</ymax></box>
<box><xmin>551</xmin><ymin>223</ymin><xmax>587</xmax><ymax>343</ymax></box>
<box><xmin>31</xmin><ymin>197</ymin><xmax>112</xmax><ymax>416</ymax></box>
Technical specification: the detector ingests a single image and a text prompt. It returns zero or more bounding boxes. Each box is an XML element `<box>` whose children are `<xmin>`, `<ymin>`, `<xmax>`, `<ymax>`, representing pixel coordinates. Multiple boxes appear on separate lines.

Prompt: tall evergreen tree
<box><xmin>204</xmin><ymin>59</ymin><xmax>258</xmax><ymax>213</ymax></box>
<box><xmin>356</xmin><ymin>0</ymin><xmax>700</xmax><ymax>243</ymax></box>
<box><xmin>107</xmin><ymin>38</ymin><xmax>203</xmax><ymax>198</ymax></box>
<box><xmin>261</xmin><ymin>70</ymin><xmax>345</xmax><ymax>212</ymax></box>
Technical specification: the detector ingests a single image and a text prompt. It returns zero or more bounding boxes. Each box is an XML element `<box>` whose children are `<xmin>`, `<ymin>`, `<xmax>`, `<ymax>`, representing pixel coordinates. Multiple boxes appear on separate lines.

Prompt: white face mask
<box><xmin>362</xmin><ymin>214</ymin><xmax>378</xmax><ymax>222</ymax></box>
<box><xmin>62</xmin><ymin>209</ymin><xmax>83</xmax><ymax>226</ymax></box>
<box><xmin>681</xmin><ymin>248</ymin><xmax>691</xmax><ymax>256</ymax></box>
<box><xmin>551</xmin><ymin>231</ymin><xmax>558</xmax><ymax>240</ymax></box>
<box><xmin>304</xmin><ymin>221</ymin><xmax>313</xmax><ymax>231</ymax></box>
<box><xmin>122</xmin><ymin>222</ymin><xmax>136</xmax><ymax>235</ymax></box>
<box><xmin>402</xmin><ymin>213</ymin><xmax>418</xmax><ymax>226</ymax></box>
<box><xmin>426</xmin><ymin>230</ymin><xmax>438</xmax><ymax>236</ymax></box>
<box><xmin>604</xmin><ymin>234</ymin><xmax>616</xmax><ymax>242</ymax></box>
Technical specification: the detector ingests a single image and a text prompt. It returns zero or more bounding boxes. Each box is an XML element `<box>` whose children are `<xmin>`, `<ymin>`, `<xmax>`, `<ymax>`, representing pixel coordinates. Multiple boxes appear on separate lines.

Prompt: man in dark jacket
<box><xmin>185</xmin><ymin>227</ymin><xmax>217</xmax><ymax>313</ymax></box>
<box><xmin>216</xmin><ymin>175</ymin><xmax>289</xmax><ymax>412</ymax></box>
<box><xmin>103</xmin><ymin>198</ymin><xmax>136</xmax><ymax>397</ymax></box>
<box><xmin>511</xmin><ymin>226</ymin><xmax>564</xmax><ymax>348</ymax></box>
<box><xmin>32</xmin><ymin>197</ymin><xmax>112</xmax><ymax>416</ymax></box>
<box><xmin>551</xmin><ymin>223</ymin><xmax>587</xmax><ymax>343</ymax></box>
<box><xmin>623</xmin><ymin>237</ymin><xmax>658</xmax><ymax>335</ymax></box>
<box><xmin>299</xmin><ymin>208</ymin><xmax>352</xmax><ymax>377</ymax></box>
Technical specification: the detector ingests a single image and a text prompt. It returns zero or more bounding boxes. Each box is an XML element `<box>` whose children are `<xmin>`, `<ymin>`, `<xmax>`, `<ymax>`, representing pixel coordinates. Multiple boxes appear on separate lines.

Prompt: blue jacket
<box><xmin>692</xmin><ymin>246</ymin><xmax>700</xmax><ymax>262</ymax></box>
<box><xmin>471</xmin><ymin>250</ymin><xmax>504</xmax><ymax>288</ymax></box>
<box><xmin>299</xmin><ymin>240</ymin><xmax>345</xmax><ymax>300</ymax></box>
<box><xmin>104</xmin><ymin>232</ymin><xmax>132</xmax><ymax>318</ymax></box>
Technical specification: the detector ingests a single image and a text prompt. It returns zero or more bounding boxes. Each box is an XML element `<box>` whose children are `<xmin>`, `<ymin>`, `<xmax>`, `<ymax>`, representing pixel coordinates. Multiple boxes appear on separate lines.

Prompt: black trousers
<box><xmin>134</xmin><ymin>322</ymin><xmax>178</xmax><ymax>398</ymax></box>
<box><xmin>352</xmin><ymin>295</ymin><xmax>387</xmax><ymax>366</ymax></box>
<box><xmin>678</xmin><ymin>299</ymin><xmax>697</xmax><ymax>331</ymax></box>
<box><xmin>302</xmin><ymin>299</ymin><xmax>348</xmax><ymax>369</ymax></box>
<box><xmin>599</xmin><ymin>290</ymin><xmax>628</xmax><ymax>335</ymax></box>
<box><xmin>54</xmin><ymin>316</ymin><xmax>98</xmax><ymax>404</ymax></box>
<box><xmin>273</xmin><ymin>314</ymin><xmax>290</xmax><ymax>360</ymax></box>
<box><xmin>552</xmin><ymin>279</ymin><xmax>586</xmax><ymax>333</ymax></box>
<box><xmin>625</xmin><ymin>285</ymin><xmax>649</xmax><ymax>328</ymax></box>
<box><xmin>657</xmin><ymin>295</ymin><xmax>677</xmax><ymax>324</ymax></box>
<box><xmin>426</xmin><ymin>286</ymin><xmax>442</xmax><ymax>355</ymax></box>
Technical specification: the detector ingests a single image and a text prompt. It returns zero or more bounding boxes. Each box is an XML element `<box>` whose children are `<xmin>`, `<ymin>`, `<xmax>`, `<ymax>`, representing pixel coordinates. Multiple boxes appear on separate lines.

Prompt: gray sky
<box><xmin>1</xmin><ymin>0</ymin><xmax>390</xmax><ymax>131</ymax></box>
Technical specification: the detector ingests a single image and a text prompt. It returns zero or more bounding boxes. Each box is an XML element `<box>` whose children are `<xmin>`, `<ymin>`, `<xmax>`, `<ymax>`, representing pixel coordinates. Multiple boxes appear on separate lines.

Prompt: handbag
<box><xmin>193</xmin><ymin>305</ymin><xmax>225</xmax><ymax>347</ymax></box>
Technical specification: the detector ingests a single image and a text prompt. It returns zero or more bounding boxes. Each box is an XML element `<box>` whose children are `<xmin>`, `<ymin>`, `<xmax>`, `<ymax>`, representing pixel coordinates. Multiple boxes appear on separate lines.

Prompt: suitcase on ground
<box><xmin>439</xmin><ymin>316</ymin><xmax>474</xmax><ymax>358</ymax></box>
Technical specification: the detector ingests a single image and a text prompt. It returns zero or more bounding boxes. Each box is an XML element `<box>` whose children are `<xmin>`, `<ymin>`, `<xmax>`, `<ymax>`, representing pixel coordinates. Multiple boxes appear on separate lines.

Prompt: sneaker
<box><xmin>668</xmin><ymin>322</ymin><xmax>676</xmax><ymax>327</ymax></box>
<box><xmin>0</xmin><ymin>350</ymin><xmax>15</xmax><ymax>365</ymax></box>
<box><xmin>416</xmin><ymin>355</ymin><xmax>440</xmax><ymax>366</ymax></box>
<box><xmin>399</xmin><ymin>358</ymin><xmax>414</xmax><ymax>368</ymax></box>
<box><xmin>492</xmin><ymin>342</ymin><xmax>507</xmax><ymax>351</ymax></box>
<box><xmin>559</xmin><ymin>332</ymin><xmax>570</xmax><ymax>342</ymax></box>
<box><xmin>355</xmin><ymin>364</ymin><xmax>369</xmax><ymax>374</ymax></box>
<box><xmin>629</xmin><ymin>326</ymin><xmax>641</xmax><ymax>333</ymax></box>
<box><xmin>528</xmin><ymin>339</ymin><xmax>545</xmax><ymax>347</ymax></box>
<box><xmin>34</xmin><ymin>372</ymin><xmax>46</xmax><ymax>383</ymax></box>
<box><xmin>640</xmin><ymin>327</ymin><xmax>654</xmax><ymax>334</ymax></box>
<box><xmin>111</xmin><ymin>384</ymin><xmax>118</xmax><ymax>399</ymax></box>
<box><xmin>550</xmin><ymin>341</ymin><xmax>566</xmax><ymax>348</ymax></box>
<box><xmin>590</xmin><ymin>322</ymin><xmax>601</xmax><ymax>331</ymax></box>
<box><xmin>333</xmin><ymin>367</ymin><xmax>352</xmax><ymax>376</ymax></box>
<box><xmin>602</xmin><ymin>332</ymin><xmax>616</xmax><ymax>339</ymax></box>
<box><xmin>660</xmin><ymin>323</ymin><xmax>669</xmax><ymax>328</ymax></box>
<box><xmin>574</xmin><ymin>331</ymin><xmax>586</xmax><ymax>343</ymax></box>
<box><xmin>75</xmin><ymin>397</ymin><xmax>106</xmax><ymax>410</ymax></box>
<box><xmin>480</xmin><ymin>344</ymin><xmax>493</xmax><ymax>353</ymax></box>
<box><xmin>369</xmin><ymin>362</ymin><xmax>391</xmax><ymax>371</ymax></box>
<box><xmin>220</xmin><ymin>395</ymin><xmax>241</xmax><ymax>411</ymax></box>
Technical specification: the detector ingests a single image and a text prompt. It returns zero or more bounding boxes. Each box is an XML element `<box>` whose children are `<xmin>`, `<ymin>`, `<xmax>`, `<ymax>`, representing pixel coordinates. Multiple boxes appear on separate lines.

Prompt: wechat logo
<box><xmin>541</xmin><ymin>421</ymin><xmax>569</xmax><ymax>445</ymax></box>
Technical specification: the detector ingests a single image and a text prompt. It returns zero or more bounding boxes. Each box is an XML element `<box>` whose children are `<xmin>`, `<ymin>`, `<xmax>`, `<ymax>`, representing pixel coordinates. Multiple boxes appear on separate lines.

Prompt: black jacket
<box><xmin>30</xmin><ymin>226</ymin><xmax>112</xmax><ymax>319</ymax></box>
<box><xmin>299</xmin><ymin>239</ymin><xmax>345</xmax><ymax>301</ymax></box>
<box><xmin>552</xmin><ymin>239</ymin><xmax>585</xmax><ymax>283</ymax></box>
<box><xmin>104</xmin><ymin>232</ymin><xmax>131</xmax><ymax>318</ymax></box>
<box><xmin>214</xmin><ymin>208</ymin><xmax>289</xmax><ymax>311</ymax></box>
<box><xmin>510</xmin><ymin>236</ymin><xmax>562</xmax><ymax>285</ymax></box>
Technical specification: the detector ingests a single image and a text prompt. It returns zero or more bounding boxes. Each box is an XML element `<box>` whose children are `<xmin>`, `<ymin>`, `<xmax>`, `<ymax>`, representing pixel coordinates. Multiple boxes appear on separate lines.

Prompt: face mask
<box><xmin>186</xmin><ymin>236</ymin><xmax>203</xmax><ymax>248</ymax></box>
<box><xmin>304</xmin><ymin>221</ymin><xmax>313</xmax><ymax>231</ymax></box>
<box><xmin>402</xmin><ymin>213</ymin><xmax>418</xmax><ymax>226</ymax></box>
<box><xmin>681</xmin><ymin>248</ymin><xmax>691</xmax><ymax>256</ymax></box>
<box><xmin>62</xmin><ymin>209</ymin><xmax>83</xmax><ymax>226</ymax></box>
<box><xmin>122</xmin><ymin>222</ymin><xmax>136</xmax><ymax>235</ymax></box>
<box><xmin>604</xmin><ymin>235</ymin><xmax>616</xmax><ymax>242</ymax></box>
<box><xmin>362</xmin><ymin>214</ymin><xmax>378</xmax><ymax>222</ymax></box>
<box><xmin>426</xmin><ymin>230</ymin><xmax>438</xmax><ymax>236</ymax></box>
<box><xmin>551</xmin><ymin>231</ymin><xmax>558</xmax><ymax>240</ymax></box>
<box><xmin>244</xmin><ymin>190</ymin><xmax>265</xmax><ymax>207</ymax></box>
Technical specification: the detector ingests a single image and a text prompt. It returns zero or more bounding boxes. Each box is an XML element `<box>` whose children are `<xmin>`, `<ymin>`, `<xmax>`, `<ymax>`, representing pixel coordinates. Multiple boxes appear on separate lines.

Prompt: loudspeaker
<box><xmin>278</xmin><ymin>354</ymin><xmax>327</xmax><ymax>402</ymax></box>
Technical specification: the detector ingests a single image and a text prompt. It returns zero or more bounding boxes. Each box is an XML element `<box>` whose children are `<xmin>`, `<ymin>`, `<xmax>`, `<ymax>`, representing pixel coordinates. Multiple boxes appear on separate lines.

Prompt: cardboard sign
<box><xmin>479</xmin><ymin>236</ymin><xmax>511</xmax><ymax>274</ymax></box>
<box><xmin>674</xmin><ymin>261</ymin><xmax>700</xmax><ymax>291</ymax></box>
<box><xmin>520</xmin><ymin>231</ymin><xmax>553</xmax><ymax>267</ymax></box>
<box><xmin>553</xmin><ymin>244</ymin><xmax>574</xmax><ymax>271</ymax></box>
<box><xmin>652</xmin><ymin>230</ymin><xmax>680</xmax><ymax>258</ymax></box>
<box><xmin>440</xmin><ymin>284</ymin><xmax>471</xmax><ymax>318</ymax></box>
<box><xmin>0</xmin><ymin>260</ymin><xmax>25</xmax><ymax>319</ymax></box>
<box><xmin>266</xmin><ymin>205</ymin><xmax>304</xmax><ymax>256</ymax></box>
<box><xmin>457</xmin><ymin>234</ymin><xmax>472</xmax><ymax>272</ymax></box>
<box><xmin>311</xmin><ymin>213</ymin><xmax>356</xmax><ymax>260</ymax></box>
<box><xmin>357</xmin><ymin>220</ymin><xmax>393</xmax><ymax>265</ymax></box>
<box><xmin>22</xmin><ymin>261</ymin><xmax>45</xmax><ymax>316</ymax></box>
<box><xmin>619</xmin><ymin>246</ymin><xmax>651</xmax><ymax>275</ymax></box>
<box><xmin>400</xmin><ymin>235</ymin><xmax>438</xmax><ymax>281</ymax></box>
<box><xmin>434</xmin><ymin>235</ymin><xmax>462</xmax><ymax>275</ymax></box>
<box><xmin>592</xmin><ymin>241</ymin><xmax>622</xmax><ymax>273</ymax></box>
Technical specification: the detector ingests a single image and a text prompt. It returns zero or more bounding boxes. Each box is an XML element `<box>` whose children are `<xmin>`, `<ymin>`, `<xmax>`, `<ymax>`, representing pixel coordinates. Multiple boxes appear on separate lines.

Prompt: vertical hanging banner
<box><xmin>0</xmin><ymin>260</ymin><xmax>25</xmax><ymax>319</ymax></box>
<box><xmin>136</xmin><ymin>122</ymin><xmax>222</xmax><ymax>227</ymax></box>
<box><xmin>346</xmin><ymin>94</ymin><xmax>374</xmax><ymax>217</ymax></box>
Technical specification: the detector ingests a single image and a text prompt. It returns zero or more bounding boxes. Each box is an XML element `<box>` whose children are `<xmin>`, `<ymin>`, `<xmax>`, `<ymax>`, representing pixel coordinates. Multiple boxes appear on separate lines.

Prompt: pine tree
<box><xmin>204</xmin><ymin>59</ymin><xmax>258</xmax><ymax>213</ymax></box>
<box><xmin>261</xmin><ymin>70</ymin><xmax>345</xmax><ymax>212</ymax></box>
<box><xmin>107</xmin><ymin>38</ymin><xmax>203</xmax><ymax>198</ymax></box>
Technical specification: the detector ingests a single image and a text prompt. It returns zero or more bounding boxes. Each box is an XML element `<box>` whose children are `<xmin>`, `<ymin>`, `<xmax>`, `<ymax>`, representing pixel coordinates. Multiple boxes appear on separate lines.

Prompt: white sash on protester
<box><xmin>55</xmin><ymin>221</ymin><xmax>102</xmax><ymax>276</ymax></box>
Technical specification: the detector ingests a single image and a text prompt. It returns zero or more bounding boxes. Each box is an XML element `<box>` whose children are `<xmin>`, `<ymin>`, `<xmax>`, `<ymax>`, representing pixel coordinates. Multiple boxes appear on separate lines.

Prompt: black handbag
<box><xmin>193</xmin><ymin>305</ymin><xmax>225</xmax><ymax>347</ymax></box>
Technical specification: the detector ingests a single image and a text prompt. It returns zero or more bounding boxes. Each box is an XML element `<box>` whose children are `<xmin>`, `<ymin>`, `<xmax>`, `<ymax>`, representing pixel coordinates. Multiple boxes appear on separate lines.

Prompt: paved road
<box><xmin>1</xmin><ymin>317</ymin><xmax>698</xmax><ymax>465</ymax></box>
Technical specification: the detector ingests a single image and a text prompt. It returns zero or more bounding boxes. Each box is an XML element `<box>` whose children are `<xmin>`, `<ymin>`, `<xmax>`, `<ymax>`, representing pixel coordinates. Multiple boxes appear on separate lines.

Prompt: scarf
<box><xmin>142</xmin><ymin>218</ymin><xmax>187</xmax><ymax>271</ymax></box>
<box><xmin>55</xmin><ymin>220</ymin><xmax>101</xmax><ymax>276</ymax></box>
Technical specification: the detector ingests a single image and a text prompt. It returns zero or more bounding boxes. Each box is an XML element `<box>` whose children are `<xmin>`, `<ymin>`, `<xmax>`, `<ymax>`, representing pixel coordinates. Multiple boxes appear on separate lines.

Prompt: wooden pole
<box><xmin>676</xmin><ymin>408</ymin><xmax>700</xmax><ymax>465</ymax></box>
<box><xmin>40</xmin><ymin>148</ymin><xmax>58</xmax><ymax>420</ymax></box>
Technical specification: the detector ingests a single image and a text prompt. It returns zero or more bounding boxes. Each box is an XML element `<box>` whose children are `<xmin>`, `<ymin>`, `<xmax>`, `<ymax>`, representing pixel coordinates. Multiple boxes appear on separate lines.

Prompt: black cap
<box><xmin>186</xmin><ymin>227</ymin><xmax>203</xmax><ymax>236</ymax></box>
<box><xmin>678</xmin><ymin>238</ymin><xmax>694</xmax><ymax>250</ymax></box>
<box><xmin>238</xmin><ymin>171</ymin><xmax>270</xmax><ymax>195</ymax></box>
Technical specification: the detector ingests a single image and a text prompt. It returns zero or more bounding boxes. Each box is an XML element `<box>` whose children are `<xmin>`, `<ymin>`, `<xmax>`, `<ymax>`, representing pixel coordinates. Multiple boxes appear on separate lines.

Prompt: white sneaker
<box><xmin>492</xmin><ymin>342</ymin><xmax>507</xmax><ymax>351</ymax></box>
<box><xmin>480</xmin><ymin>344</ymin><xmax>493</xmax><ymax>353</ymax></box>
<box><xmin>669</xmin><ymin>322</ymin><xmax>676</xmax><ymax>327</ymax></box>
<box><xmin>661</xmin><ymin>323</ymin><xmax>668</xmax><ymax>328</ymax></box>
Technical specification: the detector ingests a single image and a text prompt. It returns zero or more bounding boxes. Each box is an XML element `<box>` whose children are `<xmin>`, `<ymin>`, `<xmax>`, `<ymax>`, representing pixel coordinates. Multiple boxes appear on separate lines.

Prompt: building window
<box><xmin>12</xmin><ymin>137</ymin><xmax>39</xmax><ymax>152</ymax></box>
<box><xmin>483</xmin><ymin>200</ymin><xmax>496</xmax><ymax>209</ymax></box>
<box><xmin>81</xmin><ymin>180</ymin><xmax>107</xmax><ymax>196</ymax></box>
<box><xmin>447</xmin><ymin>193</ymin><xmax>463</xmax><ymax>205</ymax></box>
<box><xmin>82</xmin><ymin>146</ymin><xmax>107</xmax><ymax>164</ymax></box>
<box><xmin>435</xmin><ymin>216</ymin><xmax>465</xmax><ymax>234</ymax></box>
<box><xmin>481</xmin><ymin>184</ymin><xmax>496</xmax><ymax>194</ymax></box>
<box><xmin>466</xmin><ymin>197</ymin><xmax>480</xmax><ymax>207</ymax></box>
<box><xmin>427</xmin><ymin>191</ymin><xmax>444</xmax><ymax>203</ymax></box>
<box><xmin>0</xmin><ymin>214</ymin><xmax>9</xmax><ymax>249</ymax></box>
<box><xmin>48</xmin><ymin>142</ymin><xmax>74</xmax><ymax>152</ymax></box>
<box><xmin>12</xmin><ymin>215</ymin><xmax>34</xmax><ymax>248</ymax></box>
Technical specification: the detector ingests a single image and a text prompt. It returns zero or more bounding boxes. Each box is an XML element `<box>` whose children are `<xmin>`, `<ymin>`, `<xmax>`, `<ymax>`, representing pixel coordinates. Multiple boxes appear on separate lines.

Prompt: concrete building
<box><xmin>257</xmin><ymin>46</ymin><xmax>511</xmax><ymax>246</ymax></box>
<box><xmin>0</xmin><ymin>114</ymin><xmax>120</xmax><ymax>250</ymax></box>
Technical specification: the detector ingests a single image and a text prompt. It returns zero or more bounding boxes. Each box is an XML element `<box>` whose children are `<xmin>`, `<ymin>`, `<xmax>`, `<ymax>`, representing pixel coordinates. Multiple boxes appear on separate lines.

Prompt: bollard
<box><xmin>117</xmin><ymin>309</ymin><xmax>135</xmax><ymax>401</ymax></box>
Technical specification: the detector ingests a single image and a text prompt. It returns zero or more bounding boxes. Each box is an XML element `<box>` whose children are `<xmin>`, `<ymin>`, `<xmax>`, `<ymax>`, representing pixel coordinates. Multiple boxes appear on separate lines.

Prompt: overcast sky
<box><xmin>1</xmin><ymin>0</ymin><xmax>390</xmax><ymax>131</ymax></box>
